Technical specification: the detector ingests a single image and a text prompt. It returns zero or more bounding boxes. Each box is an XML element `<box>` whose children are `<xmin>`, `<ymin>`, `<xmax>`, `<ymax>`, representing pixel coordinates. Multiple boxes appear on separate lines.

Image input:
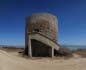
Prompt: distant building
<box><xmin>24</xmin><ymin>13</ymin><xmax>60</xmax><ymax>57</ymax></box>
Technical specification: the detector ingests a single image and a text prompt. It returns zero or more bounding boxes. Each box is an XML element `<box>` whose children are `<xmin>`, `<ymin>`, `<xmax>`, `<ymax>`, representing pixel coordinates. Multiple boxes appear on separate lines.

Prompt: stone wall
<box><xmin>26</xmin><ymin>13</ymin><xmax>58</xmax><ymax>42</ymax></box>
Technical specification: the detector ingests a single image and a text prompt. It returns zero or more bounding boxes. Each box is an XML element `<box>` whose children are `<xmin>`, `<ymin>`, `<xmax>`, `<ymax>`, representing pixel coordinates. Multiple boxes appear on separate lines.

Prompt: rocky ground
<box><xmin>0</xmin><ymin>49</ymin><xmax>86</xmax><ymax>70</ymax></box>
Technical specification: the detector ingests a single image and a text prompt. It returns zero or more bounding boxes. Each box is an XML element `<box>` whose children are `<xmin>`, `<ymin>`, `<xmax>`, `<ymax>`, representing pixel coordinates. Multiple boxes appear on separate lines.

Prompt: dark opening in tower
<box><xmin>31</xmin><ymin>39</ymin><xmax>52</xmax><ymax>57</ymax></box>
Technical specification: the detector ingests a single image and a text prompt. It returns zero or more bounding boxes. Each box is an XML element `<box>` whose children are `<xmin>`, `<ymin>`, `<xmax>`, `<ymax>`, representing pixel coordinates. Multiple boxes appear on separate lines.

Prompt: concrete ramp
<box><xmin>29</xmin><ymin>33</ymin><xmax>59</xmax><ymax>51</ymax></box>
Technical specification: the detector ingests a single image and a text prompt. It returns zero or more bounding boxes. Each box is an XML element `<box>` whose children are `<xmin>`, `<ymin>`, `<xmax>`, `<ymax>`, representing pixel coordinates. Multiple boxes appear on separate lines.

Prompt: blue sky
<box><xmin>0</xmin><ymin>0</ymin><xmax>86</xmax><ymax>46</ymax></box>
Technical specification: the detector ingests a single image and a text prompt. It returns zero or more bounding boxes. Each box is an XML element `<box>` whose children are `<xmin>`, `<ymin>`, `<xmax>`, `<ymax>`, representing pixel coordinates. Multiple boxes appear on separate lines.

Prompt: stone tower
<box><xmin>25</xmin><ymin>13</ymin><xmax>59</xmax><ymax>57</ymax></box>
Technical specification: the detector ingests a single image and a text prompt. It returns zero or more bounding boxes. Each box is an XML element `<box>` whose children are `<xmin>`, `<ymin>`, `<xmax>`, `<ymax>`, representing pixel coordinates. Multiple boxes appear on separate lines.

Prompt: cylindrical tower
<box><xmin>25</xmin><ymin>13</ymin><xmax>59</xmax><ymax>56</ymax></box>
<box><xmin>26</xmin><ymin>13</ymin><xmax>58</xmax><ymax>42</ymax></box>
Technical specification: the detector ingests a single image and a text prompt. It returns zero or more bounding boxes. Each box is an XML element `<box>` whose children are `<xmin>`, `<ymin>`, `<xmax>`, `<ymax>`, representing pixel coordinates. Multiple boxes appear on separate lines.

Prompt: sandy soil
<box><xmin>0</xmin><ymin>49</ymin><xmax>86</xmax><ymax>70</ymax></box>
